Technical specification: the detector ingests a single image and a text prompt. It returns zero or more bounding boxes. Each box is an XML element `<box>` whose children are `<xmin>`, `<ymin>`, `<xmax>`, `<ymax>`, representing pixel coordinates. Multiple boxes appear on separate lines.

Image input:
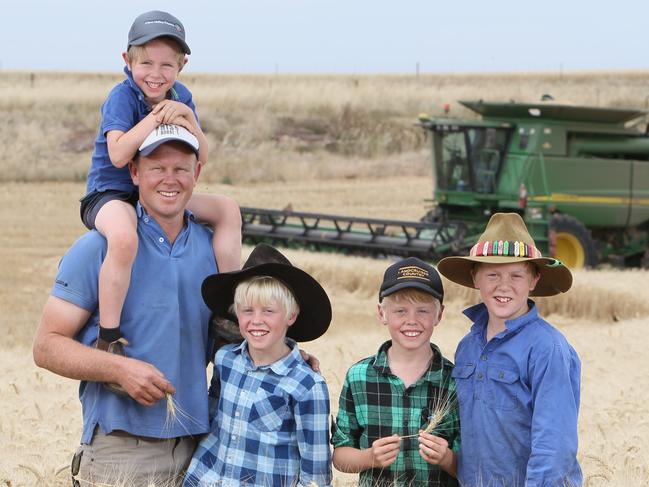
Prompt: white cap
<box><xmin>139</xmin><ymin>124</ymin><xmax>199</xmax><ymax>156</ymax></box>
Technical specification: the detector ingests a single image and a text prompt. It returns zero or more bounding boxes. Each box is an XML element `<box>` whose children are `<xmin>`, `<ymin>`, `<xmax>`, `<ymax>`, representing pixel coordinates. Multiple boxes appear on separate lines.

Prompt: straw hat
<box><xmin>437</xmin><ymin>213</ymin><xmax>572</xmax><ymax>296</ymax></box>
<box><xmin>202</xmin><ymin>244</ymin><xmax>332</xmax><ymax>342</ymax></box>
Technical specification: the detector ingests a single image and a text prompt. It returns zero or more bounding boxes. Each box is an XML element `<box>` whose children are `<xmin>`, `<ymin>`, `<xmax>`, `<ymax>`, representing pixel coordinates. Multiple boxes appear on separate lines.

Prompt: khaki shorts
<box><xmin>71</xmin><ymin>427</ymin><xmax>197</xmax><ymax>487</ymax></box>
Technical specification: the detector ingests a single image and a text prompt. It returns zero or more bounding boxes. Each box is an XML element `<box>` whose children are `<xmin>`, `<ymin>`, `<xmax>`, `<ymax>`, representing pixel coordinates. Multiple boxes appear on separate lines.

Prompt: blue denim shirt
<box><xmin>452</xmin><ymin>301</ymin><xmax>582</xmax><ymax>487</ymax></box>
<box><xmin>86</xmin><ymin>67</ymin><xmax>197</xmax><ymax>193</ymax></box>
<box><xmin>52</xmin><ymin>204</ymin><xmax>217</xmax><ymax>442</ymax></box>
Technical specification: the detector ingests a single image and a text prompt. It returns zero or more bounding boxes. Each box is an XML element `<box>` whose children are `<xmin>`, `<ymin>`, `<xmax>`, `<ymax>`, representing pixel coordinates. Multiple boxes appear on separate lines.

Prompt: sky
<box><xmin>3</xmin><ymin>0</ymin><xmax>649</xmax><ymax>74</ymax></box>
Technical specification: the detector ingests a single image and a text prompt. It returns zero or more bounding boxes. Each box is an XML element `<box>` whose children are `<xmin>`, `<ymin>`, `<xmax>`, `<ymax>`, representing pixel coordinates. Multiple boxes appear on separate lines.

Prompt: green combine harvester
<box><xmin>241</xmin><ymin>98</ymin><xmax>649</xmax><ymax>269</ymax></box>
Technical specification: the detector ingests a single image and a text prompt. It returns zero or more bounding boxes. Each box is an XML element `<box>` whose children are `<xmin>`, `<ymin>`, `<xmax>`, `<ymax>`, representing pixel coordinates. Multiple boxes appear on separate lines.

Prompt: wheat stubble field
<box><xmin>1</xmin><ymin>72</ymin><xmax>649</xmax><ymax>485</ymax></box>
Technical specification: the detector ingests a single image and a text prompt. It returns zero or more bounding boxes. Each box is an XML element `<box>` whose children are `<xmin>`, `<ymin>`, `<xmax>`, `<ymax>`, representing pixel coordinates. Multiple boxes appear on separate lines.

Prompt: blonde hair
<box><xmin>380</xmin><ymin>288</ymin><xmax>441</xmax><ymax>312</ymax></box>
<box><xmin>232</xmin><ymin>276</ymin><xmax>299</xmax><ymax>320</ymax></box>
<box><xmin>126</xmin><ymin>39</ymin><xmax>186</xmax><ymax>68</ymax></box>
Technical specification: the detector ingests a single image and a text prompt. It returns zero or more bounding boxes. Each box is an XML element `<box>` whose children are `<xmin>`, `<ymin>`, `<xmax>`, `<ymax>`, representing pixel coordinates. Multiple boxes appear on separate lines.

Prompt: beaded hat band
<box><xmin>470</xmin><ymin>240</ymin><xmax>543</xmax><ymax>258</ymax></box>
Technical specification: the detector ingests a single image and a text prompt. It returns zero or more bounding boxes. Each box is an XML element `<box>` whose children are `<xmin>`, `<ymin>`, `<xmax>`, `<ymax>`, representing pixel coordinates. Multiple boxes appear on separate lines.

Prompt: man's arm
<box><xmin>33</xmin><ymin>295</ymin><xmax>174</xmax><ymax>406</ymax></box>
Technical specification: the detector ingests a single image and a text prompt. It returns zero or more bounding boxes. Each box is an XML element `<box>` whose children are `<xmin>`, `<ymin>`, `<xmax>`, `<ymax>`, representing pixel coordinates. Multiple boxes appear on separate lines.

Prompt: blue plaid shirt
<box><xmin>184</xmin><ymin>339</ymin><xmax>332</xmax><ymax>487</ymax></box>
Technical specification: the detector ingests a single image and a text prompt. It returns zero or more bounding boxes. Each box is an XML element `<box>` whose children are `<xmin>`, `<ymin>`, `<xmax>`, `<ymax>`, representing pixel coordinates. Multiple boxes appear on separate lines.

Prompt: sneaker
<box><xmin>95</xmin><ymin>337</ymin><xmax>129</xmax><ymax>396</ymax></box>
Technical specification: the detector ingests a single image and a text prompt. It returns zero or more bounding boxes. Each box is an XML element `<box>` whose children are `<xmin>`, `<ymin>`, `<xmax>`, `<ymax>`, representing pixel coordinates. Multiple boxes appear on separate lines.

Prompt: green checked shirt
<box><xmin>332</xmin><ymin>341</ymin><xmax>460</xmax><ymax>487</ymax></box>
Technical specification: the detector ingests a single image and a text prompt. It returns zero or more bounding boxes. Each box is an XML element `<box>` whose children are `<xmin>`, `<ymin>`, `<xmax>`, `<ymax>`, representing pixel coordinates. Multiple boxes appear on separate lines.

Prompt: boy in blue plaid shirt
<box><xmin>184</xmin><ymin>244</ymin><xmax>333</xmax><ymax>487</ymax></box>
<box><xmin>332</xmin><ymin>257</ymin><xmax>460</xmax><ymax>487</ymax></box>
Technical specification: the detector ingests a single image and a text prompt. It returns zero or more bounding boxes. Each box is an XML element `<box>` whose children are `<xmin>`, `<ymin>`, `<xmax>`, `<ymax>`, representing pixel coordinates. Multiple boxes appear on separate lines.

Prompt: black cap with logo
<box><xmin>379</xmin><ymin>257</ymin><xmax>444</xmax><ymax>303</ymax></box>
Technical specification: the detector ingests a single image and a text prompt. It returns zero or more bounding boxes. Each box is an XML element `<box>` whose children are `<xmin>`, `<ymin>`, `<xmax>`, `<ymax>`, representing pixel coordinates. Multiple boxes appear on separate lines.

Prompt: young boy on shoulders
<box><xmin>184</xmin><ymin>244</ymin><xmax>333</xmax><ymax>487</ymax></box>
<box><xmin>437</xmin><ymin>212</ymin><xmax>582</xmax><ymax>487</ymax></box>
<box><xmin>332</xmin><ymin>257</ymin><xmax>460</xmax><ymax>487</ymax></box>
<box><xmin>82</xmin><ymin>10</ymin><xmax>241</xmax><ymax>360</ymax></box>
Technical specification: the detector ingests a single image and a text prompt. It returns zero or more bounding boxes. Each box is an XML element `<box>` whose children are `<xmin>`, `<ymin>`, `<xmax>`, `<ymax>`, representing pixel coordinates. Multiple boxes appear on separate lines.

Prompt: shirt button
<box><xmin>158</xmin><ymin>237</ymin><xmax>164</xmax><ymax>243</ymax></box>
<box><xmin>235</xmin><ymin>412</ymin><xmax>240</xmax><ymax>417</ymax></box>
<box><xmin>481</xmin><ymin>355</ymin><xmax>487</xmax><ymax>361</ymax></box>
<box><xmin>231</xmin><ymin>435</ymin><xmax>237</xmax><ymax>440</ymax></box>
<box><xmin>144</xmin><ymin>217</ymin><xmax>149</xmax><ymax>223</ymax></box>
<box><xmin>477</xmin><ymin>373</ymin><xmax>484</xmax><ymax>379</ymax></box>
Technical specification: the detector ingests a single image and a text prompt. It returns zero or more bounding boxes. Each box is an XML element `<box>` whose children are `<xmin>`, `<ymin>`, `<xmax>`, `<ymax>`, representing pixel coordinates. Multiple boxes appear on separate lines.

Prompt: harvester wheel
<box><xmin>550</xmin><ymin>214</ymin><xmax>598</xmax><ymax>269</ymax></box>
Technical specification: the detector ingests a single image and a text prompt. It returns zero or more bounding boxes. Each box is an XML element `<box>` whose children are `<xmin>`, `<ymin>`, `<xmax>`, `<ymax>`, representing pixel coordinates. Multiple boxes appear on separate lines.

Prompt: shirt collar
<box><xmin>136</xmin><ymin>202</ymin><xmax>195</xmax><ymax>223</ymax></box>
<box><xmin>464</xmin><ymin>299</ymin><xmax>539</xmax><ymax>338</ymax></box>
<box><xmin>372</xmin><ymin>340</ymin><xmax>444</xmax><ymax>377</ymax></box>
<box><xmin>233</xmin><ymin>338</ymin><xmax>302</xmax><ymax>375</ymax></box>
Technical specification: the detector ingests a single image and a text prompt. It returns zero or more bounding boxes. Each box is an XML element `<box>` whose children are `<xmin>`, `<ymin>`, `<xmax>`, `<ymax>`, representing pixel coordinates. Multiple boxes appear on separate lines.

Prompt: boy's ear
<box><xmin>178</xmin><ymin>56</ymin><xmax>188</xmax><ymax>73</ymax></box>
<box><xmin>529</xmin><ymin>272</ymin><xmax>541</xmax><ymax>292</ymax></box>
<box><xmin>122</xmin><ymin>52</ymin><xmax>131</xmax><ymax>69</ymax></box>
<box><xmin>286</xmin><ymin>311</ymin><xmax>298</xmax><ymax>327</ymax></box>
<box><xmin>377</xmin><ymin>303</ymin><xmax>387</xmax><ymax>325</ymax></box>
<box><xmin>435</xmin><ymin>304</ymin><xmax>445</xmax><ymax>326</ymax></box>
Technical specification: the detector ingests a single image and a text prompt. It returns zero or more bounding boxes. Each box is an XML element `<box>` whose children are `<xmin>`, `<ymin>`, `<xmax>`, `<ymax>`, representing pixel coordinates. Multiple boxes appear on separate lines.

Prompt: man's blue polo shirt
<box><xmin>52</xmin><ymin>204</ymin><xmax>217</xmax><ymax>443</ymax></box>
<box><xmin>86</xmin><ymin>67</ymin><xmax>198</xmax><ymax>193</ymax></box>
<box><xmin>452</xmin><ymin>301</ymin><xmax>582</xmax><ymax>487</ymax></box>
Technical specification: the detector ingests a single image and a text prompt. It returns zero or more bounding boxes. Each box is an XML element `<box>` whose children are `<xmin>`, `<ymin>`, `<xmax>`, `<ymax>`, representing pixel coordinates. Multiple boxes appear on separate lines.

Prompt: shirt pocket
<box><xmin>451</xmin><ymin>363</ymin><xmax>476</xmax><ymax>402</ymax></box>
<box><xmin>249</xmin><ymin>389</ymin><xmax>290</xmax><ymax>432</ymax></box>
<box><xmin>485</xmin><ymin>366</ymin><xmax>520</xmax><ymax>411</ymax></box>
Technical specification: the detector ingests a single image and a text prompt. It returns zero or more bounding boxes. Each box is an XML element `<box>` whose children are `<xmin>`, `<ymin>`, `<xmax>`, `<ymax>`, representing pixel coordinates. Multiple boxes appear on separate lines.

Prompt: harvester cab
<box><xmin>418</xmin><ymin>99</ymin><xmax>649</xmax><ymax>268</ymax></box>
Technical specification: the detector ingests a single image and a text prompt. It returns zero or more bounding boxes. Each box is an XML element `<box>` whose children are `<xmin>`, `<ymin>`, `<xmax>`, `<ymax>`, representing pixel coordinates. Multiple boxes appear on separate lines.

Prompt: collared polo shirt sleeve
<box><xmin>51</xmin><ymin>232</ymin><xmax>105</xmax><ymax>313</ymax></box>
<box><xmin>295</xmin><ymin>379</ymin><xmax>332</xmax><ymax>486</ymax></box>
<box><xmin>526</xmin><ymin>340</ymin><xmax>581</xmax><ymax>485</ymax></box>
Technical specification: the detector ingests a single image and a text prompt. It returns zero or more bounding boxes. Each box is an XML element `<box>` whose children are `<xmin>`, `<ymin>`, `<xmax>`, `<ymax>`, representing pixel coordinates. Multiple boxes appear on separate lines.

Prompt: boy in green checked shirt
<box><xmin>332</xmin><ymin>257</ymin><xmax>460</xmax><ymax>486</ymax></box>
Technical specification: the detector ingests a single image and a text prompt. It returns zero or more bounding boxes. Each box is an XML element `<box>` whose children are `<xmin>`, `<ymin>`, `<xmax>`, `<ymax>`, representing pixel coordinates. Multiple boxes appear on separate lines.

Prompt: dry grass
<box><xmin>3</xmin><ymin>70</ymin><xmax>649</xmax><ymax>185</ymax></box>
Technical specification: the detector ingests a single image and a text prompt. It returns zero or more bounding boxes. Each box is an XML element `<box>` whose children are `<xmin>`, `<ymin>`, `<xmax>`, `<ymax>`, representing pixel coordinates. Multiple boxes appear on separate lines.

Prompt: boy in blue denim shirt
<box><xmin>437</xmin><ymin>213</ymin><xmax>582</xmax><ymax>487</ymax></box>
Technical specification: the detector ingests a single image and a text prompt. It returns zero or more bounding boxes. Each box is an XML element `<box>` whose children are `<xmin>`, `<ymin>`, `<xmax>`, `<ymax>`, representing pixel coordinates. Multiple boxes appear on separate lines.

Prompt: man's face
<box><xmin>129</xmin><ymin>143</ymin><xmax>200</xmax><ymax>225</ymax></box>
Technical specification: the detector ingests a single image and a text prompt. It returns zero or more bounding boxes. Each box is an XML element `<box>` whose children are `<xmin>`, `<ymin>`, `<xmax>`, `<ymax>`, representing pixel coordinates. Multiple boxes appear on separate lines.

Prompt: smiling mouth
<box><xmin>158</xmin><ymin>191</ymin><xmax>179</xmax><ymax>197</ymax></box>
<box><xmin>401</xmin><ymin>330</ymin><xmax>422</xmax><ymax>337</ymax></box>
<box><xmin>146</xmin><ymin>81</ymin><xmax>164</xmax><ymax>89</ymax></box>
<box><xmin>249</xmin><ymin>330</ymin><xmax>269</xmax><ymax>337</ymax></box>
<box><xmin>495</xmin><ymin>296</ymin><xmax>513</xmax><ymax>303</ymax></box>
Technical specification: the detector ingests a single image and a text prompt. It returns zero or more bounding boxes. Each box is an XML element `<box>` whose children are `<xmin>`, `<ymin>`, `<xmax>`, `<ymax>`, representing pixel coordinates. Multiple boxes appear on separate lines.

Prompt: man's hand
<box><xmin>116</xmin><ymin>357</ymin><xmax>175</xmax><ymax>407</ymax></box>
<box><xmin>299</xmin><ymin>349</ymin><xmax>320</xmax><ymax>373</ymax></box>
<box><xmin>369</xmin><ymin>434</ymin><xmax>401</xmax><ymax>468</ymax></box>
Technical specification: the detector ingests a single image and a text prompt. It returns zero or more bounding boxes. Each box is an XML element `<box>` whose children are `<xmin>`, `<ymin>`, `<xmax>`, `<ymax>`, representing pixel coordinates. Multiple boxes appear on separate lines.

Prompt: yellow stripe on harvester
<box><xmin>530</xmin><ymin>193</ymin><xmax>649</xmax><ymax>206</ymax></box>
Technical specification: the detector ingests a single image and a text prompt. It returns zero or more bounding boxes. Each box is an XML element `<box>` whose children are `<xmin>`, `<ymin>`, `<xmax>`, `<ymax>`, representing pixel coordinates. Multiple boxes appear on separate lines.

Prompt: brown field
<box><xmin>2</xmin><ymin>71</ymin><xmax>649</xmax><ymax>485</ymax></box>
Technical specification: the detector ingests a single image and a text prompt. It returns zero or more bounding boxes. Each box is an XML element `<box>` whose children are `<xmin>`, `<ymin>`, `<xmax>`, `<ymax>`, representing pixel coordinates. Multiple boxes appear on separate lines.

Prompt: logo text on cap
<box><xmin>396</xmin><ymin>265</ymin><xmax>429</xmax><ymax>281</ymax></box>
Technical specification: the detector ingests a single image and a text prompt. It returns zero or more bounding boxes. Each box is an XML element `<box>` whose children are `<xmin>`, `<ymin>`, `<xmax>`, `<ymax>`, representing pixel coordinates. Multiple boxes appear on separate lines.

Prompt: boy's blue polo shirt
<box><xmin>86</xmin><ymin>67</ymin><xmax>198</xmax><ymax>193</ymax></box>
<box><xmin>52</xmin><ymin>204</ymin><xmax>217</xmax><ymax>443</ymax></box>
<box><xmin>452</xmin><ymin>301</ymin><xmax>582</xmax><ymax>487</ymax></box>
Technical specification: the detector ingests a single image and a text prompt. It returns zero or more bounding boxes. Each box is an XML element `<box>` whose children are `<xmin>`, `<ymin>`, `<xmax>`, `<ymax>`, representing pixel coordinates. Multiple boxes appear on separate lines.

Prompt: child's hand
<box><xmin>369</xmin><ymin>434</ymin><xmax>401</xmax><ymax>468</ymax></box>
<box><xmin>152</xmin><ymin>100</ymin><xmax>197</xmax><ymax>131</ymax></box>
<box><xmin>418</xmin><ymin>431</ymin><xmax>450</xmax><ymax>465</ymax></box>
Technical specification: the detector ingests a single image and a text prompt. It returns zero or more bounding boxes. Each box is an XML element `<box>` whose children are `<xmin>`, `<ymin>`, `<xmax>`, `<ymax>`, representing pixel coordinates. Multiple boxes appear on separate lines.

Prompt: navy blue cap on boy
<box><xmin>379</xmin><ymin>257</ymin><xmax>444</xmax><ymax>303</ymax></box>
<box><xmin>127</xmin><ymin>10</ymin><xmax>191</xmax><ymax>54</ymax></box>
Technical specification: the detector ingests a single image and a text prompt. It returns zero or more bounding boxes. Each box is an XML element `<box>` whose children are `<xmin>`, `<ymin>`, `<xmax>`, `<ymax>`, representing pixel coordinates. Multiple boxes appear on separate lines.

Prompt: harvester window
<box><xmin>439</xmin><ymin>132</ymin><xmax>469</xmax><ymax>190</ymax></box>
<box><xmin>432</xmin><ymin>126</ymin><xmax>511</xmax><ymax>193</ymax></box>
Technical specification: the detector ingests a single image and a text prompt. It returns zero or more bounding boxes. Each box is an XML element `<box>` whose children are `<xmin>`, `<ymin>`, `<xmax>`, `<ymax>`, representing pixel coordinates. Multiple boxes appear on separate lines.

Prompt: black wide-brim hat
<box><xmin>201</xmin><ymin>244</ymin><xmax>332</xmax><ymax>342</ymax></box>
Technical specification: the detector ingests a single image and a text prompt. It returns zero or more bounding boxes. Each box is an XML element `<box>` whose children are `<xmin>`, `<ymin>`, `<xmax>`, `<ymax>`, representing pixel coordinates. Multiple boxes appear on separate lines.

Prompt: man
<box><xmin>33</xmin><ymin>125</ymin><xmax>218</xmax><ymax>486</ymax></box>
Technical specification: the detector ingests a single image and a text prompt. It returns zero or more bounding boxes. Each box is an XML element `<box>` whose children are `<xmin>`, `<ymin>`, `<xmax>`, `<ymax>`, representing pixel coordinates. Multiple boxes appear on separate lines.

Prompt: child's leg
<box><xmin>187</xmin><ymin>193</ymin><xmax>242</xmax><ymax>272</ymax></box>
<box><xmin>94</xmin><ymin>200</ymin><xmax>138</xmax><ymax>344</ymax></box>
